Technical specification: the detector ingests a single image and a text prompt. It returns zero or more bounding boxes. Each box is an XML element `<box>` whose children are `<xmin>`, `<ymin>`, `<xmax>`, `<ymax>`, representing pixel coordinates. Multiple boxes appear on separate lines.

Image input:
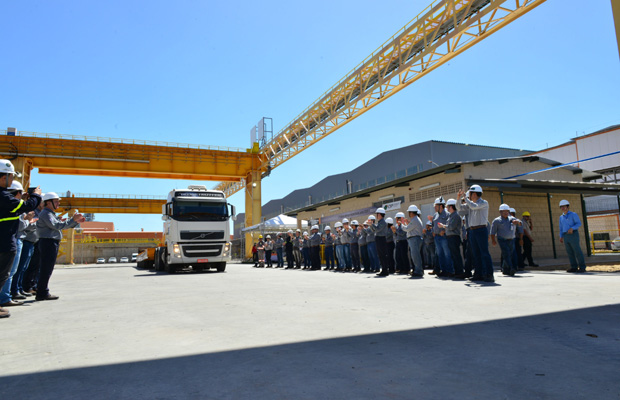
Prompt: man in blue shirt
<box><xmin>490</xmin><ymin>204</ymin><xmax>519</xmax><ymax>276</ymax></box>
<box><xmin>558</xmin><ymin>199</ymin><xmax>586</xmax><ymax>272</ymax></box>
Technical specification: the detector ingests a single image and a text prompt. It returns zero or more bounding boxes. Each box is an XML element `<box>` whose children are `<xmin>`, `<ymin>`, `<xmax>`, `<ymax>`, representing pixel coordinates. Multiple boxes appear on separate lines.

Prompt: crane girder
<box><xmin>59</xmin><ymin>194</ymin><xmax>166</xmax><ymax>214</ymax></box>
<box><xmin>216</xmin><ymin>0</ymin><xmax>546</xmax><ymax>197</ymax></box>
<box><xmin>0</xmin><ymin>132</ymin><xmax>261</xmax><ymax>182</ymax></box>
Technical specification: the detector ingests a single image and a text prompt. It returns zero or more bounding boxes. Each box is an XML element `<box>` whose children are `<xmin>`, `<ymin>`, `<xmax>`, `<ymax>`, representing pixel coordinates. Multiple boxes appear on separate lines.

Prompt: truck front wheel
<box><xmin>216</xmin><ymin>262</ymin><xmax>226</xmax><ymax>272</ymax></box>
<box><xmin>163</xmin><ymin>249</ymin><xmax>176</xmax><ymax>274</ymax></box>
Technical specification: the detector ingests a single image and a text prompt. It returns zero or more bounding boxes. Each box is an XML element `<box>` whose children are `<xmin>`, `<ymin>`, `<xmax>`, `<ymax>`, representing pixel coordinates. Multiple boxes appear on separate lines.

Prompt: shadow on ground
<box><xmin>2</xmin><ymin>305</ymin><xmax>619</xmax><ymax>400</ymax></box>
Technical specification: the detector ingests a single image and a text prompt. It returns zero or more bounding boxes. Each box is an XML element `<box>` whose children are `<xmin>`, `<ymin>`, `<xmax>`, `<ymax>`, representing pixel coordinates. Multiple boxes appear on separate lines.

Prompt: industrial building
<box><xmin>234</xmin><ymin>140</ymin><xmax>530</xmax><ymax>238</ymax></box>
<box><xmin>287</xmin><ymin>155</ymin><xmax>619</xmax><ymax>261</ymax></box>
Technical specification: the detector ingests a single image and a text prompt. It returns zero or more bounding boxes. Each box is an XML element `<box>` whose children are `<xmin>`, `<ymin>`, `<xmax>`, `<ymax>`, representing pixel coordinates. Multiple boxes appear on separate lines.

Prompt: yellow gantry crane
<box><xmin>7</xmin><ymin>0</ymin><xmax>614</xmax><ymax>259</ymax></box>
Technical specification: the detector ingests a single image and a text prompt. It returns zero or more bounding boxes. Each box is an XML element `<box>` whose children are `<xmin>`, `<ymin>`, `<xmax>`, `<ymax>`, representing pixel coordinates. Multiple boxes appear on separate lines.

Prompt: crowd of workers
<box><xmin>0</xmin><ymin>159</ymin><xmax>84</xmax><ymax>319</ymax></box>
<box><xmin>252</xmin><ymin>184</ymin><xmax>588</xmax><ymax>280</ymax></box>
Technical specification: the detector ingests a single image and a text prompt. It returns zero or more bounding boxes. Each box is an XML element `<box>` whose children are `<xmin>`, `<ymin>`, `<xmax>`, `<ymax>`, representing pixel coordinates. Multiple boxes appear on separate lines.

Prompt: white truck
<box><xmin>154</xmin><ymin>185</ymin><xmax>236</xmax><ymax>274</ymax></box>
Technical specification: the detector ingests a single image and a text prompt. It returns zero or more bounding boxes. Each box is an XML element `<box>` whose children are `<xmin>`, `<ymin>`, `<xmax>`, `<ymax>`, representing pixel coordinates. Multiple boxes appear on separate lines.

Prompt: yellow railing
<box><xmin>2</xmin><ymin>130</ymin><xmax>246</xmax><ymax>153</ymax></box>
<box><xmin>590</xmin><ymin>230</ymin><xmax>620</xmax><ymax>253</ymax></box>
<box><xmin>61</xmin><ymin>237</ymin><xmax>161</xmax><ymax>245</ymax></box>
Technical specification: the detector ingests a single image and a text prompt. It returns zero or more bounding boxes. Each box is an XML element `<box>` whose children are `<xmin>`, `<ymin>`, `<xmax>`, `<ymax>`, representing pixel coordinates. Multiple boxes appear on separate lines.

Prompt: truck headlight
<box><xmin>173</xmin><ymin>244</ymin><xmax>181</xmax><ymax>258</ymax></box>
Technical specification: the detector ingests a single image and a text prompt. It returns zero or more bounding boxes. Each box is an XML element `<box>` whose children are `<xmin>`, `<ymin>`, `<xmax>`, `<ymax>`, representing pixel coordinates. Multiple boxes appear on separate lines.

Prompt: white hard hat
<box><xmin>342</xmin><ymin>218</ymin><xmax>349</xmax><ymax>224</ymax></box>
<box><xmin>42</xmin><ymin>192</ymin><xmax>61</xmax><ymax>202</ymax></box>
<box><xmin>334</xmin><ymin>221</ymin><xmax>343</xmax><ymax>228</ymax></box>
<box><xmin>368</xmin><ymin>215</ymin><xmax>376</xmax><ymax>221</ymax></box>
<box><xmin>303</xmin><ymin>231</ymin><xmax>308</xmax><ymax>236</ymax></box>
<box><xmin>311</xmin><ymin>225</ymin><xmax>319</xmax><ymax>230</ymax></box>
<box><xmin>325</xmin><ymin>226</ymin><xmax>331</xmax><ymax>231</ymax></box>
<box><xmin>287</xmin><ymin>229</ymin><xmax>293</xmax><ymax>234</ymax></box>
<box><xmin>559</xmin><ymin>199</ymin><xmax>570</xmax><ymax>207</ymax></box>
<box><xmin>351</xmin><ymin>220</ymin><xmax>359</xmax><ymax>225</ymax></box>
<box><xmin>469</xmin><ymin>185</ymin><xmax>483</xmax><ymax>193</ymax></box>
<box><xmin>395</xmin><ymin>212</ymin><xmax>405</xmax><ymax>218</ymax></box>
<box><xmin>426</xmin><ymin>221</ymin><xmax>432</xmax><ymax>226</ymax></box>
<box><xmin>407</xmin><ymin>205</ymin><xmax>419</xmax><ymax>213</ymax></box>
<box><xmin>446</xmin><ymin>198</ymin><xmax>457</xmax><ymax>207</ymax></box>
<box><xmin>385</xmin><ymin>217</ymin><xmax>394</xmax><ymax>224</ymax></box>
<box><xmin>499</xmin><ymin>204</ymin><xmax>510</xmax><ymax>211</ymax></box>
<box><xmin>266</xmin><ymin>235</ymin><xmax>271</xmax><ymax>239</ymax></box>
<box><xmin>296</xmin><ymin>229</ymin><xmax>301</xmax><ymax>232</ymax></box>
<box><xmin>0</xmin><ymin>159</ymin><xmax>19</xmax><ymax>176</ymax></box>
<box><xmin>375</xmin><ymin>207</ymin><xmax>386</xmax><ymax>214</ymax></box>
<box><xmin>8</xmin><ymin>181</ymin><xmax>24</xmax><ymax>192</ymax></box>
<box><xmin>509</xmin><ymin>208</ymin><xmax>516</xmax><ymax>213</ymax></box>
<box><xmin>434</xmin><ymin>196</ymin><xmax>445</xmax><ymax>206</ymax></box>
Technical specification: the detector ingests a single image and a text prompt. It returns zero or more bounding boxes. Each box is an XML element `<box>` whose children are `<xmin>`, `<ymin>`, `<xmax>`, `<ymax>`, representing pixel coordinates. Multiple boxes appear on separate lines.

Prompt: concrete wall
<box><xmin>481</xmin><ymin>190</ymin><xmax>586</xmax><ymax>261</ymax></box>
<box><xmin>57</xmin><ymin>242</ymin><xmax>159</xmax><ymax>264</ymax></box>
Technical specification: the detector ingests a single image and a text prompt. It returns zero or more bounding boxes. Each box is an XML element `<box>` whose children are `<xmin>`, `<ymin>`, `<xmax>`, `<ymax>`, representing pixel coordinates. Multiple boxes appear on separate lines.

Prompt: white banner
<box><xmin>383</xmin><ymin>200</ymin><xmax>402</xmax><ymax>211</ymax></box>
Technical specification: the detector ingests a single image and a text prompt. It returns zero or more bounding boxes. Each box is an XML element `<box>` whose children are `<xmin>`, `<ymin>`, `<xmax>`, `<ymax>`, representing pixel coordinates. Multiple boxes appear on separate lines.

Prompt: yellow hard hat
<box><xmin>522</xmin><ymin>211</ymin><xmax>531</xmax><ymax>217</ymax></box>
<box><xmin>258</xmin><ymin>234</ymin><xmax>263</xmax><ymax>238</ymax></box>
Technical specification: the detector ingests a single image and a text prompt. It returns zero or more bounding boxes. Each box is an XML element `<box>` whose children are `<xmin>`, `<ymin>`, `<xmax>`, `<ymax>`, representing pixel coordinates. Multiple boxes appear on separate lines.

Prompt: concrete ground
<box><xmin>1</xmin><ymin>263</ymin><xmax>618</xmax><ymax>400</ymax></box>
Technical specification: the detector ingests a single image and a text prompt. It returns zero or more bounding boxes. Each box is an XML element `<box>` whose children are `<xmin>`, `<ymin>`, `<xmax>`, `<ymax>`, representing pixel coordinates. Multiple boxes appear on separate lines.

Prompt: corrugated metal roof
<box><xmin>285</xmin><ymin>156</ymin><xmax>613</xmax><ymax>215</ymax></box>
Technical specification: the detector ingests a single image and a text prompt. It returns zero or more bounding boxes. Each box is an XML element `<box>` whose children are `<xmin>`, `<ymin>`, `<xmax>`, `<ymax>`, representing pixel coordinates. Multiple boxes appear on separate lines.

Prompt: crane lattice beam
<box><xmin>215</xmin><ymin>0</ymin><xmax>546</xmax><ymax>196</ymax></box>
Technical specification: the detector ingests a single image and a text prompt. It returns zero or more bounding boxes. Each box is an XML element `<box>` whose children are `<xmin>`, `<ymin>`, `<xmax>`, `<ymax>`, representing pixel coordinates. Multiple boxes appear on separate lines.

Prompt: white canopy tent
<box><xmin>242</xmin><ymin>214</ymin><xmax>308</xmax><ymax>234</ymax></box>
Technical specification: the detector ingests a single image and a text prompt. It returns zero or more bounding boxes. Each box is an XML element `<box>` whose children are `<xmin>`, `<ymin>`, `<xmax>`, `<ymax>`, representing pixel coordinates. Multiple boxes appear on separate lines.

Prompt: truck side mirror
<box><xmin>230</xmin><ymin>204</ymin><xmax>236</xmax><ymax>220</ymax></box>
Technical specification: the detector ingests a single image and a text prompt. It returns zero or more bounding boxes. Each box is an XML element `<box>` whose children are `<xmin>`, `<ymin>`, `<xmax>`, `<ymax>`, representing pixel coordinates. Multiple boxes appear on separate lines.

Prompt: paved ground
<box><xmin>1</xmin><ymin>263</ymin><xmax>618</xmax><ymax>399</ymax></box>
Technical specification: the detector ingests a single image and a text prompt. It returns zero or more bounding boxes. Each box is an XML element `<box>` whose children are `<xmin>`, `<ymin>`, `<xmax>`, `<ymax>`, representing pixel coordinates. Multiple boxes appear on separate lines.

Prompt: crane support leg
<box><xmin>13</xmin><ymin>157</ymin><xmax>34</xmax><ymax>189</ymax></box>
<box><xmin>613</xmin><ymin>0</ymin><xmax>620</xmax><ymax>60</ymax></box>
<box><xmin>244</xmin><ymin>171</ymin><xmax>262</xmax><ymax>259</ymax></box>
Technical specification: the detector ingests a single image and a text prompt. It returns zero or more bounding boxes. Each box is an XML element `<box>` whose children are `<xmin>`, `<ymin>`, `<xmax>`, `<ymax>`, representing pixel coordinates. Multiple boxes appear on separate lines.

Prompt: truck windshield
<box><xmin>172</xmin><ymin>200</ymin><xmax>228</xmax><ymax>221</ymax></box>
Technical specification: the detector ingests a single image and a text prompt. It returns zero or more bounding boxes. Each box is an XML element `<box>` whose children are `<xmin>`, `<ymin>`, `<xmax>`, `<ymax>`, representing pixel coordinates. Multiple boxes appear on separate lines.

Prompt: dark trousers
<box><xmin>360</xmin><ymin>244</ymin><xmax>369</xmax><ymax>270</ymax></box>
<box><xmin>375</xmin><ymin>236</ymin><xmax>390</xmax><ymax>275</ymax></box>
<box><xmin>462</xmin><ymin>237</ymin><xmax>474</xmax><ymax>274</ymax></box>
<box><xmin>423</xmin><ymin>243</ymin><xmax>436</xmax><ymax>269</ymax></box>
<box><xmin>469</xmin><ymin>227</ymin><xmax>494</xmax><ymax>278</ymax></box>
<box><xmin>276</xmin><ymin>247</ymin><xmax>284</xmax><ymax>267</ymax></box>
<box><xmin>395</xmin><ymin>240</ymin><xmax>409</xmax><ymax>273</ymax></box>
<box><xmin>22</xmin><ymin>243</ymin><xmax>40</xmax><ymax>291</ymax></box>
<box><xmin>0</xmin><ymin>251</ymin><xmax>17</xmax><ymax>293</ymax></box>
<box><xmin>498</xmin><ymin>237</ymin><xmax>516</xmax><ymax>273</ymax></box>
<box><xmin>522</xmin><ymin>236</ymin><xmax>535</xmax><ymax>265</ymax></box>
<box><xmin>447</xmin><ymin>235</ymin><xmax>464</xmax><ymax>275</ymax></box>
<box><xmin>350</xmin><ymin>243</ymin><xmax>360</xmax><ymax>270</ymax></box>
<box><xmin>386</xmin><ymin>241</ymin><xmax>395</xmax><ymax>273</ymax></box>
<box><xmin>265</xmin><ymin>250</ymin><xmax>272</xmax><ymax>267</ymax></box>
<box><xmin>324</xmin><ymin>246</ymin><xmax>334</xmax><ymax>269</ymax></box>
<box><xmin>311</xmin><ymin>246</ymin><xmax>320</xmax><ymax>270</ymax></box>
<box><xmin>37</xmin><ymin>238</ymin><xmax>60</xmax><ymax>298</ymax></box>
<box><xmin>302</xmin><ymin>247</ymin><xmax>310</xmax><ymax>267</ymax></box>
<box><xmin>513</xmin><ymin>238</ymin><xmax>524</xmax><ymax>268</ymax></box>
<box><xmin>286</xmin><ymin>248</ymin><xmax>294</xmax><ymax>268</ymax></box>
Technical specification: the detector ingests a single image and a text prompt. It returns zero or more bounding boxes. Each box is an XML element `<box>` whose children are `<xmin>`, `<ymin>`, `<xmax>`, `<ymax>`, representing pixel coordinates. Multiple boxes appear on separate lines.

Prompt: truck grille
<box><xmin>180</xmin><ymin>231</ymin><xmax>225</xmax><ymax>240</ymax></box>
<box><xmin>182</xmin><ymin>244</ymin><xmax>222</xmax><ymax>258</ymax></box>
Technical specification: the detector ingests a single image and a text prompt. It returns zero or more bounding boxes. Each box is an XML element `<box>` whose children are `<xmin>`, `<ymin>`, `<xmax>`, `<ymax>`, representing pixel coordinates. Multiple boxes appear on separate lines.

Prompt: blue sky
<box><xmin>1</xmin><ymin>0</ymin><xmax>619</xmax><ymax>232</ymax></box>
